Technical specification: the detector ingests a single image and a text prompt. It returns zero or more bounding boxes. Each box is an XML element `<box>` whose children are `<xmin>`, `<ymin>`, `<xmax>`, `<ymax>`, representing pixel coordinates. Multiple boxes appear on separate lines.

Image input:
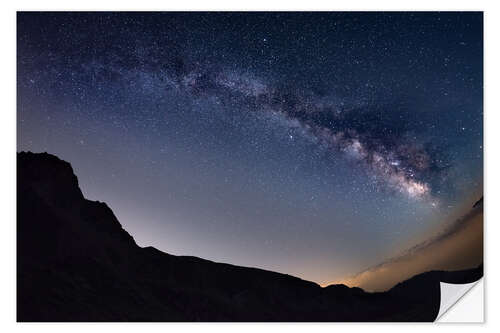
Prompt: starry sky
<box><xmin>17</xmin><ymin>12</ymin><xmax>483</xmax><ymax>287</ymax></box>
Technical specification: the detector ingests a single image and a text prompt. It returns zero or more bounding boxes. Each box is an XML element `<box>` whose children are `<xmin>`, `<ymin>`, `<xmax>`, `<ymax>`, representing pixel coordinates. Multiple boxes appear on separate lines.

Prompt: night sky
<box><xmin>17</xmin><ymin>12</ymin><xmax>483</xmax><ymax>287</ymax></box>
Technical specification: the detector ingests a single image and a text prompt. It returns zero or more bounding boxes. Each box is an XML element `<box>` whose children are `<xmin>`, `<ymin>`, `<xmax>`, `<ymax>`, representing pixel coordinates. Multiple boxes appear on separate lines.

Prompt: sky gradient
<box><xmin>17</xmin><ymin>12</ymin><xmax>483</xmax><ymax>288</ymax></box>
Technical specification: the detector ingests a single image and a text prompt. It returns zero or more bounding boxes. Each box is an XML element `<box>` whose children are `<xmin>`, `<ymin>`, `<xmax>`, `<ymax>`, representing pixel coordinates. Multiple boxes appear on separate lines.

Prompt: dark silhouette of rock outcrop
<box><xmin>17</xmin><ymin>152</ymin><xmax>483</xmax><ymax>321</ymax></box>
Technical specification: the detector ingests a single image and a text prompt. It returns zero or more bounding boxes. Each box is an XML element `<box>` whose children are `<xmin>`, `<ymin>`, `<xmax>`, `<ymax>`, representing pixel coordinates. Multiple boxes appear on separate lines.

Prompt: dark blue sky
<box><xmin>17</xmin><ymin>12</ymin><xmax>482</xmax><ymax>285</ymax></box>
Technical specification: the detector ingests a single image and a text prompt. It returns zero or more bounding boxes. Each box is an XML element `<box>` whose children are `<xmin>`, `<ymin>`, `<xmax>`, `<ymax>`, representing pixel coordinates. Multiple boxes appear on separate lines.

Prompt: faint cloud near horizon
<box><xmin>337</xmin><ymin>203</ymin><xmax>483</xmax><ymax>292</ymax></box>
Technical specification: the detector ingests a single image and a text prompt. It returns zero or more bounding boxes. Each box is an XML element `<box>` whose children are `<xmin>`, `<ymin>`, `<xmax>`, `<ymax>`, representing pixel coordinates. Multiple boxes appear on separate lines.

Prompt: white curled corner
<box><xmin>436</xmin><ymin>279</ymin><xmax>483</xmax><ymax>322</ymax></box>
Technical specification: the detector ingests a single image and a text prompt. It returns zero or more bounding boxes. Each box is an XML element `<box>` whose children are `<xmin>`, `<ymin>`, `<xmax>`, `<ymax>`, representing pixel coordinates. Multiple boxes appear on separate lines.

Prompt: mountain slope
<box><xmin>17</xmin><ymin>152</ymin><xmax>482</xmax><ymax>321</ymax></box>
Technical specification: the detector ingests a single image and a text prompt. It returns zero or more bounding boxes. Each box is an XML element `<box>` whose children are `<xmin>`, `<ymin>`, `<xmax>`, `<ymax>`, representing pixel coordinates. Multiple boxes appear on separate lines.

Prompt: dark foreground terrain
<box><xmin>17</xmin><ymin>152</ymin><xmax>483</xmax><ymax>321</ymax></box>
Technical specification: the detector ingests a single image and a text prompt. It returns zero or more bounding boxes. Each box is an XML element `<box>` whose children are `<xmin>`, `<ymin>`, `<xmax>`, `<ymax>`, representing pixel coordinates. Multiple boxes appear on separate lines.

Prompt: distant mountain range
<box><xmin>17</xmin><ymin>152</ymin><xmax>483</xmax><ymax>321</ymax></box>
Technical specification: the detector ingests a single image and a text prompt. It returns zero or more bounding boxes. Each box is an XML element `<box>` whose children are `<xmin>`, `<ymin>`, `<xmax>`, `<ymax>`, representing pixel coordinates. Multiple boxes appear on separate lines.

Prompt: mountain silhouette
<box><xmin>17</xmin><ymin>152</ymin><xmax>483</xmax><ymax>321</ymax></box>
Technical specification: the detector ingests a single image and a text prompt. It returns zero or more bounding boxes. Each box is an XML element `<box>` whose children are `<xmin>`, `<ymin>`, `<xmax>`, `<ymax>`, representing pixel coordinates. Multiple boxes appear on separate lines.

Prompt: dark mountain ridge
<box><xmin>17</xmin><ymin>152</ymin><xmax>482</xmax><ymax>321</ymax></box>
